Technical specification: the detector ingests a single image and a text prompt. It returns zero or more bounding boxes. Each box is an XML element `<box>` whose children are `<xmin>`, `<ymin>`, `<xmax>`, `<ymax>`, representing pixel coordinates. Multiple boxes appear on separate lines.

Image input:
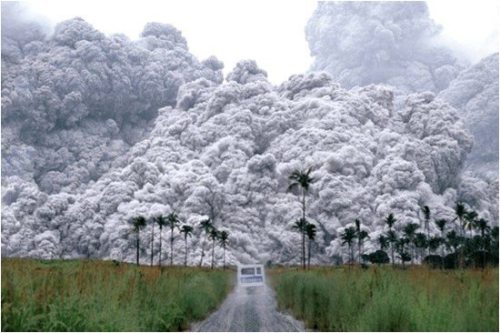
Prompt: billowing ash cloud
<box><xmin>1</xmin><ymin>5</ymin><xmax>224</xmax><ymax>195</ymax></box>
<box><xmin>438</xmin><ymin>53</ymin><xmax>499</xmax><ymax>179</ymax></box>
<box><xmin>305</xmin><ymin>1</ymin><xmax>465</xmax><ymax>93</ymax></box>
<box><xmin>1</xmin><ymin>6</ymin><xmax>496</xmax><ymax>264</ymax></box>
<box><xmin>4</xmin><ymin>55</ymin><xmax>494</xmax><ymax>264</ymax></box>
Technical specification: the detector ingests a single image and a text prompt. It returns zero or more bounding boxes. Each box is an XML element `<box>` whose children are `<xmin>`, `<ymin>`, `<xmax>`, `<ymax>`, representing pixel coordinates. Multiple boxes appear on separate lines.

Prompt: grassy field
<box><xmin>270</xmin><ymin>266</ymin><xmax>499</xmax><ymax>331</ymax></box>
<box><xmin>1</xmin><ymin>258</ymin><xmax>233</xmax><ymax>331</ymax></box>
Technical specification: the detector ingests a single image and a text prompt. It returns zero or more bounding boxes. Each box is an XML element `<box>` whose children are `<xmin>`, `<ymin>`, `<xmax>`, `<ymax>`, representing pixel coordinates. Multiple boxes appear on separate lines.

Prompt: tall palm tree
<box><xmin>198</xmin><ymin>218</ymin><xmax>212</xmax><ymax>267</ymax></box>
<box><xmin>180</xmin><ymin>225</ymin><xmax>193</xmax><ymax>267</ymax></box>
<box><xmin>149</xmin><ymin>218</ymin><xmax>155</xmax><ymax>266</ymax></box>
<box><xmin>403</xmin><ymin>223</ymin><xmax>419</xmax><ymax>264</ymax></box>
<box><xmin>154</xmin><ymin>215</ymin><xmax>168</xmax><ymax>267</ymax></box>
<box><xmin>131</xmin><ymin>216</ymin><xmax>147</xmax><ymax>266</ymax></box>
<box><xmin>386</xmin><ymin>229</ymin><xmax>398</xmax><ymax>265</ymax></box>
<box><xmin>435</xmin><ymin>219</ymin><xmax>447</xmax><ymax>259</ymax></box>
<box><xmin>218</xmin><ymin>230</ymin><xmax>229</xmax><ymax>269</ymax></box>
<box><xmin>420</xmin><ymin>205</ymin><xmax>431</xmax><ymax>239</ymax></box>
<box><xmin>305</xmin><ymin>223</ymin><xmax>317</xmax><ymax>269</ymax></box>
<box><xmin>454</xmin><ymin>202</ymin><xmax>467</xmax><ymax>236</ymax></box>
<box><xmin>288</xmin><ymin>168</ymin><xmax>315</xmax><ymax>269</ymax></box>
<box><xmin>209</xmin><ymin>227</ymin><xmax>220</xmax><ymax>269</ymax></box>
<box><xmin>355</xmin><ymin>219</ymin><xmax>369</xmax><ymax>265</ymax></box>
<box><xmin>166</xmin><ymin>212</ymin><xmax>180</xmax><ymax>266</ymax></box>
<box><xmin>341</xmin><ymin>227</ymin><xmax>357</xmax><ymax>266</ymax></box>
<box><xmin>454</xmin><ymin>202</ymin><xmax>467</xmax><ymax>268</ymax></box>
<box><xmin>384</xmin><ymin>213</ymin><xmax>397</xmax><ymax>265</ymax></box>
<box><xmin>292</xmin><ymin>218</ymin><xmax>308</xmax><ymax>268</ymax></box>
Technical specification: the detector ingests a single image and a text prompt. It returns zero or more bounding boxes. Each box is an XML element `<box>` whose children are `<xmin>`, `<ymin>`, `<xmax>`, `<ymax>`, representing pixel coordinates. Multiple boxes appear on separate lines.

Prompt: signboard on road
<box><xmin>237</xmin><ymin>264</ymin><xmax>265</xmax><ymax>287</ymax></box>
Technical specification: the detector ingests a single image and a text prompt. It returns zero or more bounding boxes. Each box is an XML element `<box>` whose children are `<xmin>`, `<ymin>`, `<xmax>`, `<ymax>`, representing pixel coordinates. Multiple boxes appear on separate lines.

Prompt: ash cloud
<box><xmin>4</xmin><ymin>58</ymin><xmax>493</xmax><ymax>263</ymax></box>
<box><xmin>2</xmin><ymin>4</ymin><xmax>224</xmax><ymax>196</ymax></box>
<box><xmin>1</xmin><ymin>4</ymin><xmax>497</xmax><ymax>263</ymax></box>
<box><xmin>305</xmin><ymin>1</ymin><xmax>465</xmax><ymax>93</ymax></box>
<box><xmin>438</xmin><ymin>53</ymin><xmax>499</xmax><ymax>179</ymax></box>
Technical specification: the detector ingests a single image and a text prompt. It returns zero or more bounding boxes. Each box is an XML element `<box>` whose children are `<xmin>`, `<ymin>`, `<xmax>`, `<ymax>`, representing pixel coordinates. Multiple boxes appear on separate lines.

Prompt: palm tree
<box><xmin>209</xmin><ymin>227</ymin><xmax>220</xmax><ymax>269</ymax></box>
<box><xmin>131</xmin><ymin>216</ymin><xmax>147</xmax><ymax>266</ymax></box>
<box><xmin>403</xmin><ymin>223</ymin><xmax>419</xmax><ymax>264</ymax></box>
<box><xmin>288</xmin><ymin>168</ymin><xmax>315</xmax><ymax>269</ymax></box>
<box><xmin>341</xmin><ymin>227</ymin><xmax>357</xmax><ymax>266</ymax></box>
<box><xmin>180</xmin><ymin>225</ymin><xmax>193</xmax><ymax>267</ymax></box>
<box><xmin>420</xmin><ymin>205</ymin><xmax>431</xmax><ymax>239</ymax></box>
<box><xmin>475</xmin><ymin>218</ymin><xmax>491</xmax><ymax>268</ymax></box>
<box><xmin>154</xmin><ymin>215</ymin><xmax>168</xmax><ymax>267</ymax></box>
<box><xmin>218</xmin><ymin>230</ymin><xmax>229</xmax><ymax>269</ymax></box>
<box><xmin>386</xmin><ymin>229</ymin><xmax>398</xmax><ymax>265</ymax></box>
<box><xmin>414</xmin><ymin>233</ymin><xmax>428</xmax><ymax>263</ymax></box>
<box><xmin>385</xmin><ymin>213</ymin><xmax>396</xmax><ymax>231</ymax></box>
<box><xmin>435</xmin><ymin>219</ymin><xmax>447</xmax><ymax>260</ymax></box>
<box><xmin>292</xmin><ymin>218</ymin><xmax>308</xmax><ymax>268</ymax></box>
<box><xmin>465</xmin><ymin>210</ymin><xmax>478</xmax><ymax>237</ymax></box>
<box><xmin>305</xmin><ymin>223</ymin><xmax>317</xmax><ymax>269</ymax></box>
<box><xmin>149</xmin><ymin>218</ymin><xmax>155</xmax><ymax>266</ymax></box>
<box><xmin>454</xmin><ymin>202</ymin><xmax>467</xmax><ymax>268</ymax></box>
<box><xmin>166</xmin><ymin>212</ymin><xmax>180</xmax><ymax>266</ymax></box>
<box><xmin>476</xmin><ymin>218</ymin><xmax>490</xmax><ymax>240</ymax></box>
<box><xmin>198</xmin><ymin>218</ymin><xmax>212</xmax><ymax>267</ymax></box>
<box><xmin>355</xmin><ymin>220</ymin><xmax>369</xmax><ymax>265</ymax></box>
<box><xmin>446</xmin><ymin>230</ymin><xmax>462</xmax><ymax>268</ymax></box>
<box><xmin>428</xmin><ymin>236</ymin><xmax>441</xmax><ymax>256</ymax></box>
<box><xmin>454</xmin><ymin>202</ymin><xmax>467</xmax><ymax>236</ymax></box>
<box><xmin>396</xmin><ymin>237</ymin><xmax>410</xmax><ymax>268</ymax></box>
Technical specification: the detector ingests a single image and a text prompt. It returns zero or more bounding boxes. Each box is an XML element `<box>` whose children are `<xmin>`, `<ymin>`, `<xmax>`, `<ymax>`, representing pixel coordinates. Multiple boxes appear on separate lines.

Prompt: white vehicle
<box><xmin>237</xmin><ymin>264</ymin><xmax>265</xmax><ymax>287</ymax></box>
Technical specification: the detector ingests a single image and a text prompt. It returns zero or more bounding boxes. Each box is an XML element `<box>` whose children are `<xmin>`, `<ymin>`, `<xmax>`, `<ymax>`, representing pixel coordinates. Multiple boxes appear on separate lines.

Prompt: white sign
<box><xmin>237</xmin><ymin>264</ymin><xmax>265</xmax><ymax>287</ymax></box>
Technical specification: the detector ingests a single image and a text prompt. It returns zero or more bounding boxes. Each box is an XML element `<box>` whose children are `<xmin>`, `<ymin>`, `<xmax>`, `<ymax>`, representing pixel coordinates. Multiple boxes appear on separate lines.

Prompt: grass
<box><xmin>1</xmin><ymin>258</ymin><xmax>234</xmax><ymax>331</ymax></box>
<box><xmin>269</xmin><ymin>265</ymin><xmax>499</xmax><ymax>331</ymax></box>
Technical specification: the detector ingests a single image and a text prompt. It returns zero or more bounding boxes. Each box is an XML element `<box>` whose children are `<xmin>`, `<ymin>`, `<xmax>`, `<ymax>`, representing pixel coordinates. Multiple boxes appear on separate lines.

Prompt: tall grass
<box><xmin>1</xmin><ymin>258</ymin><xmax>233</xmax><ymax>331</ymax></box>
<box><xmin>270</xmin><ymin>266</ymin><xmax>498</xmax><ymax>331</ymax></box>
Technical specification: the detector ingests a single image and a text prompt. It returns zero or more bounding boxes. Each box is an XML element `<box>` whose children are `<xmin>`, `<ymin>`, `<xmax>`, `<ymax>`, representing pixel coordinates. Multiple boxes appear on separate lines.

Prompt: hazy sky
<box><xmin>22</xmin><ymin>0</ymin><xmax>500</xmax><ymax>83</ymax></box>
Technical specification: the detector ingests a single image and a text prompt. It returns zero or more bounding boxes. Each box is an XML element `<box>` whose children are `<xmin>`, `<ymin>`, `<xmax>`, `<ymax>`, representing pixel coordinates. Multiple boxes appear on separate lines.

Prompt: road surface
<box><xmin>190</xmin><ymin>283</ymin><xmax>305</xmax><ymax>332</ymax></box>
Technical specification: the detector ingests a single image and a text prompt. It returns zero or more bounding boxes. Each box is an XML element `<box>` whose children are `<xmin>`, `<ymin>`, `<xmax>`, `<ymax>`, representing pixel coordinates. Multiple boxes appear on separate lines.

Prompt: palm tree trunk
<box><xmin>170</xmin><ymin>226</ymin><xmax>174</xmax><ymax>266</ymax></box>
<box><xmin>350</xmin><ymin>245</ymin><xmax>354</xmax><ymax>267</ymax></box>
<box><xmin>184</xmin><ymin>236</ymin><xmax>188</xmax><ymax>267</ymax></box>
<box><xmin>199</xmin><ymin>237</ymin><xmax>205</xmax><ymax>267</ymax></box>
<box><xmin>136</xmin><ymin>231</ymin><xmax>140</xmax><ymax>266</ymax></box>
<box><xmin>358</xmin><ymin>240</ymin><xmax>361</xmax><ymax>265</ymax></box>
<box><xmin>302</xmin><ymin>188</ymin><xmax>306</xmax><ymax>269</ymax></box>
<box><xmin>150</xmin><ymin>223</ymin><xmax>154</xmax><ymax>266</ymax></box>
<box><xmin>307</xmin><ymin>239</ymin><xmax>311</xmax><ymax>269</ymax></box>
<box><xmin>391</xmin><ymin>246</ymin><xmax>395</xmax><ymax>266</ymax></box>
<box><xmin>211</xmin><ymin>238</ymin><xmax>215</xmax><ymax>269</ymax></box>
<box><xmin>223</xmin><ymin>245</ymin><xmax>226</xmax><ymax>269</ymax></box>
<box><xmin>159</xmin><ymin>226</ymin><xmax>162</xmax><ymax>267</ymax></box>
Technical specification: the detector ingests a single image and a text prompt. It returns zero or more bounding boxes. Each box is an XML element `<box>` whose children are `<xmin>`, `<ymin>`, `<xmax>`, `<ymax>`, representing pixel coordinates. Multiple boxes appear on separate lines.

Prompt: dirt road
<box><xmin>190</xmin><ymin>283</ymin><xmax>305</xmax><ymax>332</ymax></box>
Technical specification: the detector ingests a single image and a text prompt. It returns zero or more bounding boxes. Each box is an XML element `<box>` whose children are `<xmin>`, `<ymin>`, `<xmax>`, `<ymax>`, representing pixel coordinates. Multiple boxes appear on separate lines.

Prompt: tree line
<box><xmin>288</xmin><ymin>168</ymin><xmax>498</xmax><ymax>269</ymax></box>
<box><xmin>130</xmin><ymin>213</ymin><xmax>229</xmax><ymax>269</ymax></box>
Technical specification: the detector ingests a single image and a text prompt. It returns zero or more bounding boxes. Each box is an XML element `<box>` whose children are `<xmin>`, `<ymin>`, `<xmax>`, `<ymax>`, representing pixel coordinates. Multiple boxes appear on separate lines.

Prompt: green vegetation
<box><xmin>270</xmin><ymin>266</ymin><xmax>499</xmax><ymax>331</ymax></box>
<box><xmin>340</xmin><ymin>205</ymin><xmax>498</xmax><ymax>269</ymax></box>
<box><xmin>288</xmin><ymin>168</ymin><xmax>316</xmax><ymax>270</ymax></box>
<box><xmin>1</xmin><ymin>258</ymin><xmax>233</xmax><ymax>331</ymax></box>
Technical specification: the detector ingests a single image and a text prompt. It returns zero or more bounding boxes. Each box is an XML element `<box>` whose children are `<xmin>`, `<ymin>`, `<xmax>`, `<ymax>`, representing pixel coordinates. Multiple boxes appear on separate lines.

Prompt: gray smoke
<box><xmin>305</xmin><ymin>1</ymin><xmax>465</xmax><ymax>93</ymax></box>
<box><xmin>438</xmin><ymin>53</ymin><xmax>499</xmax><ymax>179</ymax></box>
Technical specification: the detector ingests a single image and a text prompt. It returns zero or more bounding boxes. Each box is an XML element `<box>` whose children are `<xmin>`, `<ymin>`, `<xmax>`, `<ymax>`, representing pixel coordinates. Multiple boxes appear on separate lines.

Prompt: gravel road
<box><xmin>190</xmin><ymin>283</ymin><xmax>305</xmax><ymax>332</ymax></box>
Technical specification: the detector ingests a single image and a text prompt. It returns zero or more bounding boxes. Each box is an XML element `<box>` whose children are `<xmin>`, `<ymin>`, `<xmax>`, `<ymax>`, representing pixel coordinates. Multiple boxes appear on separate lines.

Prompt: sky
<box><xmin>18</xmin><ymin>0</ymin><xmax>500</xmax><ymax>83</ymax></box>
